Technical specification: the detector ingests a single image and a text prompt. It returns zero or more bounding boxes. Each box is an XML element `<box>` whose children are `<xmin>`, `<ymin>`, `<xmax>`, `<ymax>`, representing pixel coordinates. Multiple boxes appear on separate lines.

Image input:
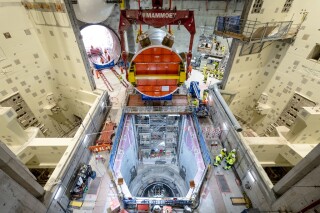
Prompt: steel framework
<box><xmin>118</xmin><ymin>0</ymin><xmax>196</xmax><ymax>73</ymax></box>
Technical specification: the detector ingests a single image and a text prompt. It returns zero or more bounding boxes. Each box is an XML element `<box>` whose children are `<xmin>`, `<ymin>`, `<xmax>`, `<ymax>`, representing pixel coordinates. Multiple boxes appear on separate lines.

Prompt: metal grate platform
<box><xmin>216</xmin><ymin>175</ymin><xmax>230</xmax><ymax>192</ymax></box>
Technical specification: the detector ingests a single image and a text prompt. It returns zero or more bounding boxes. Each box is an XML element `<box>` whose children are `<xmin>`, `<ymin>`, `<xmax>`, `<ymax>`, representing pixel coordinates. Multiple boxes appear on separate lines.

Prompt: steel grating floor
<box><xmin>216</xmin><ymin>175</ymin><xmax>230</xmax><ymax>192</ymax></box>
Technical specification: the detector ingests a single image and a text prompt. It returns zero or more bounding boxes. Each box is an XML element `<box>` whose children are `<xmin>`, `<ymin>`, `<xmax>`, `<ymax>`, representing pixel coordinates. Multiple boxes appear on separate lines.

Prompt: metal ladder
<box><xmin>97</xmin><ymin>70</ymin><xmax>114</xmax><ymax>92</ymax></box>
<box><xmin>111</xmin><ymin>68</ymin><xmax>129</xmax><ymax>88</ymax></box>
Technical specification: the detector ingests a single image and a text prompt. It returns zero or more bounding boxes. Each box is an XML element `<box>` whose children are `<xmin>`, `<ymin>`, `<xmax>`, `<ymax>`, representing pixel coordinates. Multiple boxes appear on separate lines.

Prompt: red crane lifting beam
<box><xmin>118</xmin><ymin>2</ymin><xmax>196</xmax><ymax>76</ymax></box>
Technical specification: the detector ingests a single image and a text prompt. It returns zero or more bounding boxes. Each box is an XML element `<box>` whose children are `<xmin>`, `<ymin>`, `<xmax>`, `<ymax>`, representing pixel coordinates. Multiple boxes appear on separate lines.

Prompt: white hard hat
<box><xmin>218</xmin><ymin>154</ymin><xmax>222</xmax><ymax>158</ymax></box>
<box><xmin>232</xmin><ymin>149</ymin><xmax>236</xmax><ymax>152</ymax></box>
<box><xmin>223</xmin><ymin>148</ymin><xmax>227</xmax><ymax>152</ymax></box>
<box><xmin>232</xmin><ymin>154</ymin><xmax>235</xmax><ymax>158</ymax></box>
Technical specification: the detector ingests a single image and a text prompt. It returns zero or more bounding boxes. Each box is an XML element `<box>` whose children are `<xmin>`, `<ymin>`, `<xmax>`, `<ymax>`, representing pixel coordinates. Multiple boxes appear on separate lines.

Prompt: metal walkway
<box><xmin>123</xmin><ymin>106</ymin><xmax>193</xmax><ymax>114</ymax></box>
<box><xmin>214</xmin><ymin>16</ymin><xmax>300</xmax><ymax>43</ymax></box>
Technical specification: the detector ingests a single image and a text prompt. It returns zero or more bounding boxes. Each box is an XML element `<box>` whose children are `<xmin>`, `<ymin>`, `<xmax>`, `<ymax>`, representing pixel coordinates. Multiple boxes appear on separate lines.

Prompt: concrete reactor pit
<box><xmin>110</xmin><ymin>114</ymin><xmax>207</xmax><ymax>208</ymax></box>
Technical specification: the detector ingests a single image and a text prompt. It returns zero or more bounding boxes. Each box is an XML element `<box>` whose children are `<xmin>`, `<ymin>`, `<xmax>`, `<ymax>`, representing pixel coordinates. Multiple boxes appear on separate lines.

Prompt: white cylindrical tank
<box><xmin>73</xmin><ymin>0</ymin><xmax>114</xmax><ymax>24</ymax></box>
<box><xmin>81</xmin><ymin>25</ymin><xmax>121</xmax><ymax>65</ymax></box>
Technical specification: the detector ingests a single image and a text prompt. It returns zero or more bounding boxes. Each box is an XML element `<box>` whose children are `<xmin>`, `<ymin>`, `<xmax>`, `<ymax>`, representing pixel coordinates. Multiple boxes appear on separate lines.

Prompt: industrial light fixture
<box><xmin>83</xmin><ymin>135</ymin><xmax>89</xmax><ymax>146</ymax></box>
<box><xmin>247</xmin><ymin>170</ymin><xmax>256</xmax><ymax>183</ymax></box>
<box><xmin>101</xmin><ymin>101</ymin><xmax>106</xmax><ymax>109</ymax></box>
<box><xmin>54</xmin><ymin>186</ymin><xmax>64</xmax><ymax>200</ymax></box>
<box><xmin>221</xmin><ymin>122</ymin><xmax>228</xmax><ymax>130</ymax></box>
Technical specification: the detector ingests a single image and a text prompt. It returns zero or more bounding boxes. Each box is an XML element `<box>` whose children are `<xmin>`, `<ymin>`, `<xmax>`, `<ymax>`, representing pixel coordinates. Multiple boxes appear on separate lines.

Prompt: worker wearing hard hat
<box><xmin>226</xmin><ymin>149</ymin><xmax>236</xmax><ymax>161</ymax></box>
<box><xmin>192</xmin><ymin>99</ymin><xmax>199</xmax><ymax>108</ymax></box>
<box><xmin>220</xmin><ymin>148</ymin><xmax>227</xmax><ymax>159</ymax></box>
<box><xmin>213</xmin><ymin>154</ymin><xmax>222</xmax><ymax>167</ymax></box>
<box><xmin>224</xmin><ymin>154</ymin><xmax>236</xmax><ymax>170</ymax></box>
<box><xmin>203</xmin><ymin>71</ymin><xmax>208</xmax><ymax>84</ymax></box>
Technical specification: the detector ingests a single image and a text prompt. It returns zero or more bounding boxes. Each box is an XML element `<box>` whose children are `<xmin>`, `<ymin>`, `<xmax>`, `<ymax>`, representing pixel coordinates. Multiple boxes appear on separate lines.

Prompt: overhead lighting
<box><xmin>54</xmin><ymin>186</ymin><xmax>63</xmax><ymax>200</ymax></box>
<box><xmin>247</xmin><ymin>170</ymin><xmax>255</xmax><ymax>183</ymax></box>
<box><xmin>221</xmin><ymin>122</ymin><xmax>228</xmax><ymax>130</ymax></box>
<box><xmin>83</xmin><ymin>135</ymin><xmax>89</xmax><ymax>147</ymax></box>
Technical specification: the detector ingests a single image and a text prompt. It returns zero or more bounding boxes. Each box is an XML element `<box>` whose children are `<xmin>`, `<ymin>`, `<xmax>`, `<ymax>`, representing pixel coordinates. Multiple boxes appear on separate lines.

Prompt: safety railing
<box><xmin>124</xmin><ymin>106</ymin><xmax>193</xmax><ymax>114</ymax></box>
<box><xmin>214</xmin><ymin>16</ymin><xmax>298</xmax><ymax>43</ymax></box>
<box><xmin>192</xmin><ymin>113</ymin><xmax>212</xmax><ymax>166</ymax></box>
<box><xmin>207</xmin><ymin>86</ymin><xmax>277</xmax><ymax>205</ymax></box>
<box><xmin>45</xmin><ymin>91</ymin><xmax>110</xmax><ymax>212</ymax></box>
<box><xmin>109</xmin><ymin>112</ymin><xmax>126</xmax><ymax>171</ymax></box>
<box><xmin>123</xmin><ymin>197</ymin><xmax>193</xmax><ymax>208</ymax></box>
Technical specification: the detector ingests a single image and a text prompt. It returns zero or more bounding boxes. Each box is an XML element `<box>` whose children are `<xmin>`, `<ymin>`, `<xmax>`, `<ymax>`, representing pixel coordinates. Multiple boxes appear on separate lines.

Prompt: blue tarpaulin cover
<box><xmin>92</xmin><ymin>60</ymin><xmax>115</xmax><ymax>70</ymax></box>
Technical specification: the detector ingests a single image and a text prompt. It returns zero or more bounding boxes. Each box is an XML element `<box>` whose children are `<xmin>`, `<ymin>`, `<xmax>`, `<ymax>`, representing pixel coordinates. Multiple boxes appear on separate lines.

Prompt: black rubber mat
<box><xmin>87</xmin><ymin>177</ymin><xmax>101</xmax><ymax>194</ymax></box>
<box><xmin>216</xmin><ymin>175</ymin><xmax>230</xmax><ymax>192</ymax></box>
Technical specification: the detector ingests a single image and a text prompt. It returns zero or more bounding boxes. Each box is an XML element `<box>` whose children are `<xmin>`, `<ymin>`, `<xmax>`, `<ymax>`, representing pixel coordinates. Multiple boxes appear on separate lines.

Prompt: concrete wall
<box><xmin>0</xmin><ymin>0</ymin><xmax>97</xmax><ymax>138</ymax></box>
<box><xmin>0</xmin><ymin>2</ymin><xmax>58</xmax><ymax>136</ymax></box>
<box><xmin>0</xmin><ymin>169</ymin><xmax>46</xmax><ymax>213</ymax></box>
<box><xmin>225</xmin><ymin>0</ymin><xmax>320</xmax><ymax>142</ymax></box>
<box><xmin>221</xmin><ymin>0</ymin><xmax>320</xmax><ymax>210</ymax></box>
<box><xmin>225</xmin><ymin>40</ymin><xmax>290</xmax><ymax>133</ymax></box>
<box><xmin>16</xmin><ymin>138</ymin><xmax>68</xmax><ymax>167</ymax></box>
<box><xmin>247</xmin><ymin>0</ymin><xmax>288</xmax><ymax>23</ymax></box>
<box><xmin>272</xmin><ymin>144</ymin><xmax>320</xmax><ymax>212</ymax></box>
<box><xmin>245</xmin><ymin>136</ymin><xmax>315</xmax><ymax>167</ymax></box>
<box><xmin>273</xmin><ymin>164</ymin><xmax>320</xmax><ymax>212</ymax></box>
<box><xmin>44</xmin><ymin>92</ymin><xmax>110</xmax><ymax>212</ymax></box>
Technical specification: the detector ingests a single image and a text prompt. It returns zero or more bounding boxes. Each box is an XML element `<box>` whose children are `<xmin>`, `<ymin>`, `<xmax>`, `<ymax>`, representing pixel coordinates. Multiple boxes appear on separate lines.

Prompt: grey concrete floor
<box><xmin>72</xmin><ymin>67</ymin><xmax>247</xmax><ymax>212</ymax></box>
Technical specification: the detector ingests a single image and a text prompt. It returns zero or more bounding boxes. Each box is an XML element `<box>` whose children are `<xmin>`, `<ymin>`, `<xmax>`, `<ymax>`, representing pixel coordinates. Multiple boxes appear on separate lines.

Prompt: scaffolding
<box><xmin>135</xmin><ymin>114</ymin><xmax>180</xmax><ymax>164</ymax></box>
<box><xmin>124</xmin><ymin>106</ymin><xmax>193</xmax><ymax>114</ymax></box>
<box><xmin>214</xmin><ymin>16</ymin><xmax>299</xmax><ymax>43</ymax></box>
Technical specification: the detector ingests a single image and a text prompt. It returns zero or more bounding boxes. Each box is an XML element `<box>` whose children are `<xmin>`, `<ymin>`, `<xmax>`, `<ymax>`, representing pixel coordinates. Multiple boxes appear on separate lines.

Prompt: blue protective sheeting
<box><xmin>189</xmin><ymin>81</ymin><xmax>200</xmax><ymax>99</ymax></box>
<box><xmin>109</xmin><ymin>113</ymin><xmax>126</xmax><ymax>170</ymax></box>
<box><xmin>92</xmin><ymin>60</ymin><xmax>115</xmax><ymax>70</ymax></box>
<box><xmin>141</xmin><ymin>94</ymin><xmax>173</xmax><ymax>101</ymax></box>
<box><xmin>192</xmin><ymin>113</ymin><xmax>211</xmax><ymax>165</ymax></box>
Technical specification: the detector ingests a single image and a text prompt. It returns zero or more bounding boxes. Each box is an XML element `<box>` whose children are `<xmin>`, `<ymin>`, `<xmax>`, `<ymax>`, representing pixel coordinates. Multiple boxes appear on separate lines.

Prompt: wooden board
<box><xmin>230</xmin><ymin>197</ymin><xmax>247</xmax><ymax>205</ymax></box>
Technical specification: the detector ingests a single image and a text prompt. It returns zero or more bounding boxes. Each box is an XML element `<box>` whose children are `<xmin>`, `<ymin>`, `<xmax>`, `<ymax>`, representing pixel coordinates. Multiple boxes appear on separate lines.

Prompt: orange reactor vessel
<box><xmin>127</xmin><ymin>29</ymin><xmax>186</xmax><ymax>99</ymax></box>
<box><xmin>118</xmin><ymin>2</ymin><xmax>195</xmax><ymax>100</ymax></box>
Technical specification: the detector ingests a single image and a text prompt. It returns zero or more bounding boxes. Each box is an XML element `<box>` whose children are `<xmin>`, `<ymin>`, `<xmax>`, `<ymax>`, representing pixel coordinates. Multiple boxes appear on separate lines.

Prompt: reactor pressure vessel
<box><xmin>127</xmin><ymin>29</ymin><xmax>186</xmax><ymax>99</ymax></box>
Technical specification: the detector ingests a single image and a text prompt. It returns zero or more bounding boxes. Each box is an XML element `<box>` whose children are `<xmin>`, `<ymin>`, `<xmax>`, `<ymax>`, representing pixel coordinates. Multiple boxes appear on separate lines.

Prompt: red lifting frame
<box><xmin>118</xmin><ymin>4</ymin><xmax>196</xmax><ymax>75</ymax></box>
